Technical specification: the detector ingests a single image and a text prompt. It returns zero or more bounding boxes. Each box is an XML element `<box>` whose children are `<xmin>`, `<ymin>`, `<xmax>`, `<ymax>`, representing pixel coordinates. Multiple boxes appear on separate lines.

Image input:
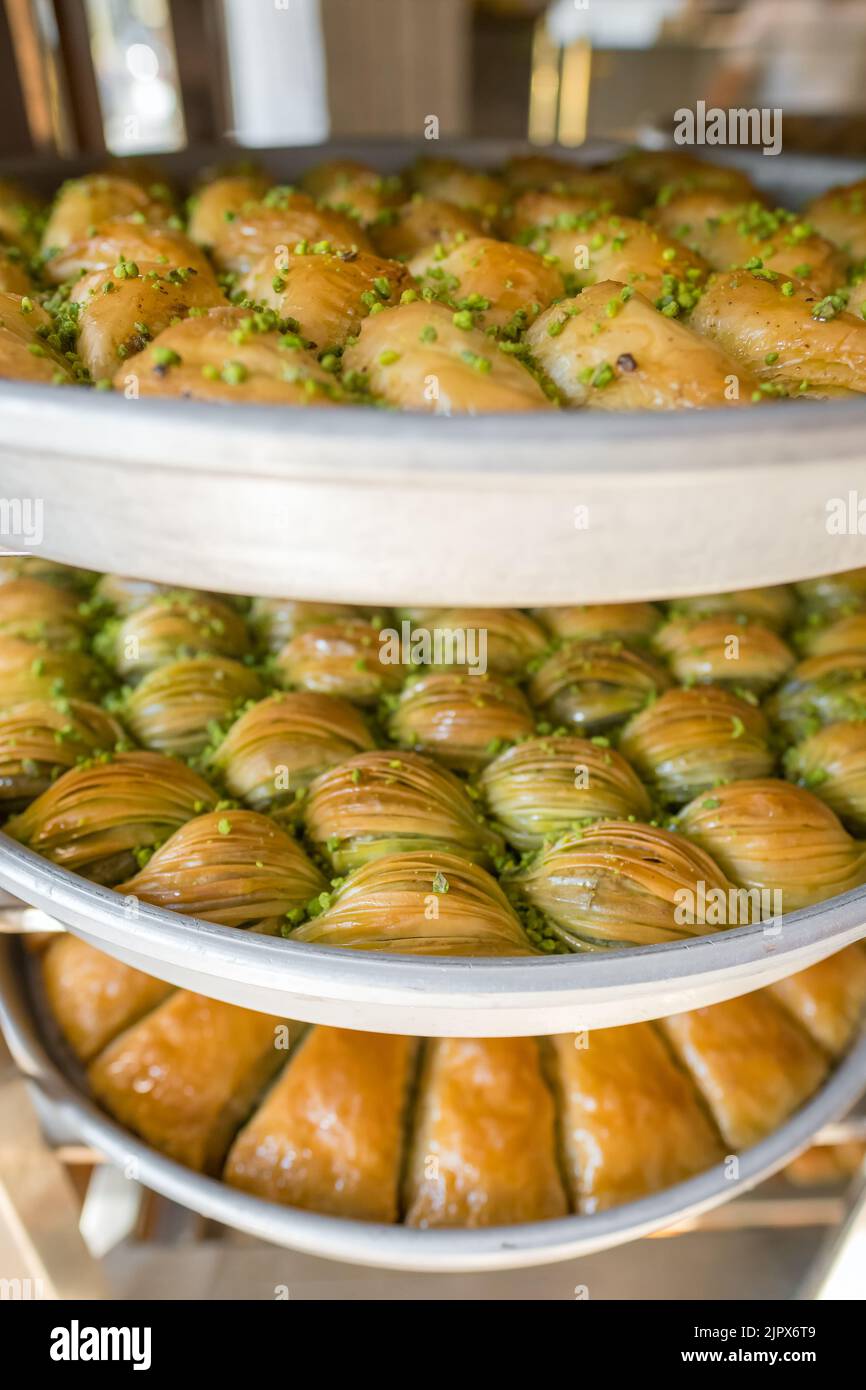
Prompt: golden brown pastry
<box><xmin>386</xmin><ymin>671</ymin><xmax>535</xmax><ymax>772</ymax></box>
<box><xmin>116</xmin><ymin>808</ymin><xmax>326</xmax><ymax>928</ymax></box>
<box><xmin>299</xmin><ymin>159</ymin><xmax>405</xmax><ymax>225</ymax></box>
<box><xmin>769</xmin><ymin>946</ymin><xmax>866</xmax><ymax>1057</ymax></box>
<box><xmin>527</xmin><ymin>638</ymin><xmax>671</xmax><ymax>733</ymax></box>
<box><xmin>0</xmin><ymin>244</ymin><xmax>32</xmax><ymax>295</ymax></box>
<box><xmin>510</xmin><ymin>211</ymin><xmax>709</xmax><ymax>306</ymax></box>
<box><xmin>225</xmin><ymin>1027</ymin><xmax>415</xmax><ymax>1221</ymax></box>
<box><xmin>677</xmin><ymin>778</ymin><xmax>866</xmax><ymax>913</ymax></box>
<box><xmin>615</xmin><ymin>148</ymin><xmax>758</xmax><ymax>202</ymax></box>
<box><xmin>241</xmin><ymin>246</ymin><xmax>411</xmax><ymax>351</ymax></box>
<box><xmin>97</xmin><ymin>589</ymin><xmax>251</xmax><ymax>678</ymax></box>
<box><xmin>41</xmin><ymin>934</ymin><xmax>172</xmax><ymax>1064</ymax></box>
<box><xmin>0</xmin><ymin>576</ymin><xmax>89</xmax><ymax>646</ymax></box>
<box><xmin>0</xmin><ymin>293</ymin><xmax>75</xmax><ymax>385</ymax></box>
<box><xmin>531</xmin><ymin>601</ymin><xmax>661</xmax><ymax>645</ymax></box>
<box><xmin>42</xmin><ymin>174</ymin><xmax>173</xmax><ymax>252</ymax></box>
<box><xmin>0</xmin><ymin>698</ymin><xmax>126</xmax><ymax>811</ymax></box>
<box><xmin>547</xmin><ymin>1025</ymin><xmax>724</xmax><ymax>1213</ymax></box>
<box><xmin>650</xmin><ymin>192</ymin><xmax>847</xmax><ymax>295</ymax></box>
<box><xmin>805</xmin><ymin>177</ymin><xmax>866</xmax><ymax>265</ymax></box>
<box><xmin>116</xmin><ymin>306</ymin><xmax>340</xmax><ymax>405</ymax></box>
<box><xmin>210</xmin><ymin>690</ymin><xmax>375</xmax><ymax>818</ymax></box>
<box><xmin>0</xmin><ymin>177</ymin><xmax>44</xmax><ymax>253</ymax></box>
<box><xmin>405</xmin><ymin>607</ymin><xmax>547</xmax><ymax>676</ymax></box>
<box><xmin>186</xmin><ymin>171</ymin><xmax>272</xmax><ymax>248</ymax></box>
<box><xmin>276</xmin><ymin>618</ymin><xmax>405</xmax><ymax>705</ymax></box>
<box><xmin>122</xmin><ymin>656</ymin><xmax>264</xmax><ymax>757</ymax></box>
<box><xmin>409</xmin><ymin>236</ymin><xmax>564</xmax><ymax>328</ymax></box>
<box><xmin>659</xmin><ymin>992</ymin><xmax>828</xmax><ymax>1150</ymax></box>
<box><xmin>689</xmin><ymin>269</ymin><xmax>866</xmax><ymax>397</ymax></box>
<box><xmin>289</xmin><ymin>850</ymin><xmax>535</xmax><ymax>956</ymax></box>
<box><xmin>209</xmin><ymin>188</ymin><xmax>374</xmax><ymax>275</ymax></box>
<box><xmin>409</xmin><ymin>157</ymin><xmax>506</xmax><ymax>218</ymax></box>
<box><xmin>404</xmin><ymin>1037</ymin><xmax>567</xmax><ymax>1228</ymax></box>
<box><xmin>73</xmin><ymin>263</ymin><xmax>225</xmax><ymax>385</ymax></box>
<box><xmin>527</xmin><ymin>281</ymin><xmax>760</xmax><ymax>409</ymax></box>
<box><xmin>369</xmin><ymin>196</ymin><xmax>484</xmax><ymax>262</ymax></box>
<box><xmin>43</xmin><ymin>219</ymin><xmax>216</xmax><ymax>286</ymax></box>
<box><xmin>653</xmin><ymin>614</ymin><xmax>794</xmax><ymax>692</ymax></box>
<box><xmin>88</xmin><ymin>992</ymin><xmax>286</xmax><ymax>1172</ymax></box>
<box><xmin>502</xmin><ymin>159</ymin><xmax>639</xmax><ymax>209</ymax></box>
<box><xmin>784</xmin><ymin>721</ymin><xmax>866</xmax><ymax>834</ymax></box>
<box><xmin>342</xmin><ymin>300</ymin><xmax>553</xmax><ymax>412</ymax></box>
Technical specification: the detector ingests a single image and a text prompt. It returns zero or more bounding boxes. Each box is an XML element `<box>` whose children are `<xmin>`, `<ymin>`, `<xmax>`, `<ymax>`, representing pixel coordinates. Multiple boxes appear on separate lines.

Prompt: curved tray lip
<box><xmin>2</xmin><ymin>829</ymin><xmax>865</xmax><ymax>1034</ymax></box>
<box><xmin>2</xmin><ymin>937</ymin><xmax>865</xmax><ymax>1274</ymax></box>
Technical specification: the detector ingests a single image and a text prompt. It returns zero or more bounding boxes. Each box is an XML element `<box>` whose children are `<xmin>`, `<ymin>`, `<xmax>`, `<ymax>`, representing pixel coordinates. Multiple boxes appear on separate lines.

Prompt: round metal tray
<box><xmin>1</xmin><ymin>939</ymin><xmax>864</xmax><ymax>1274</ymax></box>
<box><xmin>1</xmin><ymin>141</ymin><xmax>866</xmax><ymax>606</ymax></box>
<box><xmin>2</xmin><ymin>831</ymin><xmax>865</xmax><ymax>1034</ymax></box>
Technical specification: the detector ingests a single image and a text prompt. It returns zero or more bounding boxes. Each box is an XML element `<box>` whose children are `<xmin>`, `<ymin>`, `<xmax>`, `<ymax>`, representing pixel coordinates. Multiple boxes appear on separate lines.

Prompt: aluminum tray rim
<box><xmin>2</xmin><ymin>831</ymin><xmax>865</xmax><ymax>1035</ymax></box>
<box><xmin>1</xmin><ymin>939</ymin><xmax>864</xmax><ymax>1273</ymax></box>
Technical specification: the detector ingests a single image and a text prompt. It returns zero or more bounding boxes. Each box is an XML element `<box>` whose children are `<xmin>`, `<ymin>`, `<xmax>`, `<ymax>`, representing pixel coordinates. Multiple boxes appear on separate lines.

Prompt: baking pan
<box><xmin>2</xmin><ymin>830</ymin><xmax>865</xmax><ymax>1034</ymax></box>
<box><xmin>1</xmin><ymin>140</ymin><xmax>866</xmax><ymax>607</ymax></box>
<box><xmin>1</xmin><ymin>937</ymin><xmax>864</xmax><ymax>1273</ymax></box>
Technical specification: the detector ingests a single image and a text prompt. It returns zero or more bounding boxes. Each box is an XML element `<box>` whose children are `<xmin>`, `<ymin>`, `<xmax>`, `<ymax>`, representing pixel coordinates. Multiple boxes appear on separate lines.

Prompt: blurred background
<box><xmin>3</xmin><ymin>0</ymin><xmax>866</xmax><ymax>160</ymax></box>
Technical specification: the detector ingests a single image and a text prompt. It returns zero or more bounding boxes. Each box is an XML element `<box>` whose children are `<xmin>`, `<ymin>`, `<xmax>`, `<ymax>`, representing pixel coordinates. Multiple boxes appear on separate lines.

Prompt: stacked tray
<box><xmin>2</xmin><ymin>934</ymin><xmax>865</xmax><ymax>1272</ymax></box>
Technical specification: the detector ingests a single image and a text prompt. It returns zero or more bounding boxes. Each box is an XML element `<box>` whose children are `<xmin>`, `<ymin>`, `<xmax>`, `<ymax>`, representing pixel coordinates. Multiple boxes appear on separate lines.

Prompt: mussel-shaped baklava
<box><xmin>668</xmin><ymin>585</ymin><xmax>796</xmax><ymax>632</ymax></box>
<box><xmin>0</xmin><ymin>576</ymin><xmax>89</xmax><ymax>647</ymax></box>
<box><xmin>249</xmin><ymin>598</ymin><xmax>380</xmax><ymax>655</ymax></box>
<box><xmin>796</xmin><ymin>568</ymin><xmax>866</xmax><ymax>615</ymax></box>
<box><xmin>93</xmin><ymin>573</ymin><xmax>181</xmax><ymax>615</ymax></box>
<box><xmin>341</xmin><ymin>300</ymin><xmax>552</xmax><ymax>412</ymax></box>
<box><xmin>677</xmin><ymin>778</ymin><xmax>866</xmax><ymax>913</ymax></box>
<box><xmin>619</xmin><ymin>686</ymin><xmax>775</xmax><ymax>806</ymax></box>
<box><xmin>117</xmin><ymin>808</ymin><xmax>326</xmax><ymax>927</ymax></box>
<box><xmin>690</xmin><ymin>270</ymin><xmax>866</xmax><ymax>397</ymax></box>
<box><xmin>512</xmin><ymin>822</ymin><xmax>737</xmax><ymax>949</ymax></box>
<box><xmin>41</xmin><ymin>174</ymin><xmax>173</xmax><ymax>252</ymax></box>
<box><xmin>527</xmin><ymin>639</ymin><xmax>670</xmax><ymax>734</ymax></box>
<box><xmin>386</xmin><ymin>671</ymin><xmax>535</xmax><ymax>772</ymax></box>
<box><xmin>653</xmin><ymin>614</ymin><xmax>793</xmax><ymax>692</ymax></box>
<box><xmin>122</xmin><ymin>656</ymin><xmax>265</xmax><ymax>756</ymax></box>
<box><xmin>225</xmin><ymin>1027</ymin><xmax>416</xmax><ymax>1221</ymax></box>
<box><xmin>0</xmin><ymin>293</ymin><xmax>75</xmax><ymax>385</ymax></box>
<box><xmin>403</xmin><ymin>1038</ymin><xmax>568</xmax><ymax>1228</ymax></box>
<box><xmin>0</xmin><ymin>636</ymin><xmax>104</xmax><ymax>705</ymax></box>
<box><xmin>0</xmin><ymin>557</ymin><xmax>94</xmax><ymax>590</ymax></box>
<box><xmin>96</xmin><ymin>591</ymin><xmax>251</xmax><ymax>679</ymax></box>
<box><xmin>241</xmin><ymin>245</ymin><xmax>411</xmax><ymax>352</ymax></box>
<box><xmin>784</xmin><ymin>722</ymin><xmax>866</xmax><ymax>834</ymax></box>
<box><xmin>650</xmin><ymin>193</ymin><xmax>846</xmax><ymax>296</ymax></box>
<box><xmin>303</xmin><ymin>749</ymin><xmax>503</xmax><ymax>872</ymax></box>
<box><xmin>659</xmin><ymin>991</ymin><xmax>828</xmax><ymax>1150</ymax></box>
<box><xmin>0</xmin><ymin>698</ymin><xmax>126</xmax><ymax>811</ymax></box>
<box><xmin>276</xmin><ymin>619</ymin><xmax>404</xmax><ymax>705</ymax></box>
<box><xmin>547</xmin><ymin>1025</ymin><xmax>724</xmax><ymax>1213</ymax></box>
<box><xmin>289</xmin><ymin>850</ymin><xmax>534</xmax><ymax>955</ymax></box>
<box><xmin>479</xmin><ymin>734</ymin><xmax>651</xmax><ymax>851</ymax></box>
<box><xmin>769</xmin><ymin>651</ymin><xmax>866</xmax><ymax>741</ymax></box>
<box><xmin>526</xmin><ymin>281</ymin><xmax>760</xmax><ymax>409</ymax></box>
<box><xmin>404</xmin><ymin>607</ymin><xmax>547</xmax><ymax>676</ymax></box>
<box><xmin>532</xmin><ymin>601</ymin><xmax>661</xmax><ymax>645</ymax></box>
<box><xmin>796</xmin><ymin>612</ymin><xmax>866</xmax><ymax>659</ymax></box>
<box><xmin>5</xmin><ymin>750</ymin><xmax>218</xmax><ymax>883</ymax></box>
<box><xmin>210</xmin><ymin>690</ymin><xmax>374</xmax><ymax>818</ymax></box>
<box><xmin>409</xmin><ymin>236</ymin><xmax>564</xmax><ymax>328</ymax></box>
<box><xmin>88</xmin><ymin>991</ymin><xmax>286</xmax><ymax>1173</ymax></box>
<box><xmin>115</xmin><ymin>306</ymin><xmax>341</xmax><ymax>405</ymax></box>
